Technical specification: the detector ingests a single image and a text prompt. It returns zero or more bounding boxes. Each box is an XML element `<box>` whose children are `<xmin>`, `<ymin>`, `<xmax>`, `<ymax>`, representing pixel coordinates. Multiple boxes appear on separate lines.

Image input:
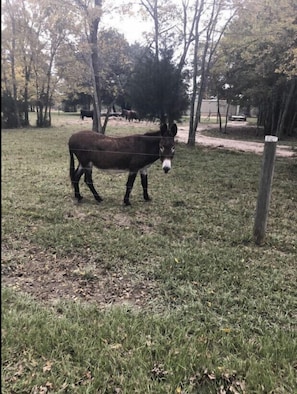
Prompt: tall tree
<box><xmin>138</xmin><ymin>0</ymin><xmax>235</xmax><ymax>143</ymax></box>
<box><xmin>187</xmin><ymin>0</ymin><xmax>205</xmax><ymax>145</ymax></box>
<box><xmin>187</xmin><ymin>0</ymin><xmax>236</xmax><ymax>145</ymax></box>
<box><xmin>89</xmin><ymin>0</ymin><xmax>103</xmax><ymax>132</ymax></box>
<box><xmin>2</xmin><ymin>0</ymin><xmax>22</xmax><ymax>128</ymax></box>
<box><xmin>128</xmin><ymin>49</ymin><xmax>189</xmax><ymax>123</ymax></box>
<box><xmin>56</xmin><ymin>28</ymin><xmax>132</xmax><ymax>132</ymax></box>
<box><xmin>98</xmin><ymin>29</ymin><xmax>133</xmax><ymax>131</ymax></box>
<box><xmin>1</xmin><ymin>0</ymin><xmax>77</xmax><ymax>127</ymax></box>
<box><xmin>73</xmin><ymin>0</ymin><xmax>103</xmax><ymax>132</ymax></box>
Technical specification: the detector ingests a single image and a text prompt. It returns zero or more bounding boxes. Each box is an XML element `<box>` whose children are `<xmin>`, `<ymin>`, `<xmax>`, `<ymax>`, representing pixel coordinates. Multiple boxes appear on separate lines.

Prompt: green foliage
<box><xmin>1</xmin><ymin>115</ymin><xmax>297</xmax><ymax>393</ymax></box>
<box><xmin>59</xmin><ymin>26</ymin><xmax>133</xmax><ymax>113</ymax></box>
<box><xmin>211</xmin><ymin>0</ymin><xmax>297</xmax><ymax>137</ymax></box>
<box><xmin>127</xmin><ymin>49</ymin><xmax>189</xmax><ymax>123</ymax></box>
<box><xmin>98</xmin><ymin>29</ymin><xmax>132</xmax><ymax>104</ymax></box>
<box><xmin>1</xmin><ymin>91</ymin><xmax>27</xmax><ymax>128</ymax></box>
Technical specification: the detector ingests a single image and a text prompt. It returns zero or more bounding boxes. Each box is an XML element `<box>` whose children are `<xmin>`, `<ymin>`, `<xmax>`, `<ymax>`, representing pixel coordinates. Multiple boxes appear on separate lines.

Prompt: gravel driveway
<box><xmin>176</xmin><ymin>124</ymin><xmax>296</xmax><ymax>158</ymax></box>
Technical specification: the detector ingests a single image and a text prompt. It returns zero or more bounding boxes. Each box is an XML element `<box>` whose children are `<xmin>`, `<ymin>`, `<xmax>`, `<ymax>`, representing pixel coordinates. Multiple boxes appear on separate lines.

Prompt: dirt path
<box><xmin>75</xmin><ymin>118</ymin><xmax>296</xmax><ymax>158</ymax></box>
<box><xmin>176</xmin><ymin>124</ymin><xmax>296</xmax><ymax>158</ymax></box>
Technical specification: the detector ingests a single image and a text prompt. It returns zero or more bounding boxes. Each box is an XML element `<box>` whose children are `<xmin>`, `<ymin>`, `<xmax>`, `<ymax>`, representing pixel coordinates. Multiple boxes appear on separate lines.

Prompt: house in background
<box><xmin>200</xmin><ymin>99</ymin><xmax>238</xmax><ymax>118</ymax></box>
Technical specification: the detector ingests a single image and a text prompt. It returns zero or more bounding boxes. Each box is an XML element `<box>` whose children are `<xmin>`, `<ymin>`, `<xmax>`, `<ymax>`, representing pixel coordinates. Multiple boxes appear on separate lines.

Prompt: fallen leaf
<box><xmin>109</xmin><ymin>343</ymin><xmax>122</xmax><ymax>350</ymax></box>
<box><xmin>43</xmin><ymin>361</ymin><xmax>52</xmax><ymax>373</ymax></box>
<box><xmin>221</xmin><ymin>327</ymin><xmax>232</xmax><ymax>333</ymax></box>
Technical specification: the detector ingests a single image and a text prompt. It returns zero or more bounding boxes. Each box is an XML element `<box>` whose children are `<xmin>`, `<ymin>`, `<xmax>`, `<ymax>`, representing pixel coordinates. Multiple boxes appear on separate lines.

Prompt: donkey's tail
<box><xmin>69</xmin><ymin>149</ymin><xmax>76</xmax><ymax>184</ymax></box>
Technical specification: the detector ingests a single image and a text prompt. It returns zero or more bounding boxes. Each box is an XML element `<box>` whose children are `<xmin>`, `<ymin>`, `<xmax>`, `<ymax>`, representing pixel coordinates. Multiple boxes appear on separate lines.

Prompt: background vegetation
<box><xmin>2</xmin><ymin>114</ymin><xmax>297</xmax><ymax>393</ymax></box>
<box><xmin>1</xmin><ymin>0</ymin><xmax>297</xmax><ymax>140</ymax></box>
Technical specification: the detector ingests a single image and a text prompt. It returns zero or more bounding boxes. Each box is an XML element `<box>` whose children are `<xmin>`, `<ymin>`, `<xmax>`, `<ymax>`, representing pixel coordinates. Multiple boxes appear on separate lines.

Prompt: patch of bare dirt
<box><xmin>1</xmin><ymin>242</ymin><xmax>155</xmax><ymax>308</ymax></box>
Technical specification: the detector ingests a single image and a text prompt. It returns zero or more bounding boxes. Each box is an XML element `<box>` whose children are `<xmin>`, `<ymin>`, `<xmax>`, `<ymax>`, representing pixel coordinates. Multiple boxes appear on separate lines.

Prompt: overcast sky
<box><xmin>102</xmin><ymin>3</ymin><xmax>153</xmax><ymax>44</ymax></box>
<box><xmin>107</xmin><ymin>18</ymin><xmax>151</xmax><ymax>44</ymax></box>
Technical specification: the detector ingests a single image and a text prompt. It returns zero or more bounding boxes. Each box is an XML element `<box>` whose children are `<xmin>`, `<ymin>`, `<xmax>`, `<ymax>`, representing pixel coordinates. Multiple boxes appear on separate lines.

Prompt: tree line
<box><xmin>1</xmin><ymin>0</ymin><xmax>296</xmax><ymax>143</ymax></box>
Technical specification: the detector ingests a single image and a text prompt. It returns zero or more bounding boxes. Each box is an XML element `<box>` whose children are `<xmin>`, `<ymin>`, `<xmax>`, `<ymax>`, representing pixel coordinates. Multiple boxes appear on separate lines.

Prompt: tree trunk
<box><xmin>217</xmin><ymin>95</ymin><xmax>222</xmax><ymax>132</ymax></box>
<box><xmin>224</xmin><ymin>102</ymin><xmax>230</xmax><ymax>134</ymax></box>
<box><xmin>188</xmin><ymin>0</ymin><xmax>232</xmax><ymax>145</ymax></box>
<box><xmin>277</xmin><ymin>79</ymin><xmax>296</xmax><ymax>138</ymax></box>
<box><xmin>89</xmin><ymin>0</ymin><xmax>102</xmax><ymax>133</ymax></box>
<box><xmin>9</xmin><ymin>9</ymin><xmax>21</xmax><ymax>128</ymax></box>
<box><xmin>24</xmin><ymin>73</ymin><xmax>30</xmax><ymax>126</ymax></box>
<box><xmin>188</xmin><ymin>1</ymin><xmax>204</xmax><ymax>146</ymax></box>
<box><xmin>102</xmin><ymin>101</ymin><xmax>115</xmax><ymax>133</ymax></box>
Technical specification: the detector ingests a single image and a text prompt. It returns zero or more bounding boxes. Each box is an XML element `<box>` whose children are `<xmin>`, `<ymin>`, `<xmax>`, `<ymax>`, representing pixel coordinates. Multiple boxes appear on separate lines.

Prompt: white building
<box><xmin>200</xmin><ymin>99</ymin><xmax>239</xmax><ymax>117</ymax></box>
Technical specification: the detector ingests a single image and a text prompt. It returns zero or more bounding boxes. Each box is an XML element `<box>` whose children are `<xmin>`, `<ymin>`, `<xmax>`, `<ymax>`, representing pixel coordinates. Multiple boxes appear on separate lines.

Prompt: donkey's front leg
<box><xmin>124</xmin><ymin>172</ymin><xmax>137</xmax><ymax>205</ymax></box>
<box><xmin>140</xmin><ymin>170</ymin><xmax>151</xmax><ymax>201</ymax></box>
<box><xmin>84</xmin><ymin>166</ymin><xmax>103</xmax><ymax>203</ymax></box>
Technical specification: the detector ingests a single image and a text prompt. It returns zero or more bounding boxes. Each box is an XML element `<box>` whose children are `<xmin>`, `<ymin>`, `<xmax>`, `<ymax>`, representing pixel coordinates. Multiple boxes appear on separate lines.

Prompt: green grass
<box><xmin>2</xmin><ymin>114</ymin><xmax>297</xmax><ymax>393</ymax></box>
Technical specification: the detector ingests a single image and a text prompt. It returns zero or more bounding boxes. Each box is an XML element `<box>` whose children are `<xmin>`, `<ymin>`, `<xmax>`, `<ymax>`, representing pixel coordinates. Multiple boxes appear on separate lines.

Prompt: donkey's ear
<box><xmin>160</xmin><ymin>123</ymin><xmax>168</xmax><ymax>135</ymax></box>
<box><xmin>170</xmin><ymin>123</ymin><xmax>177</xmax><ymax>136</ymax></box>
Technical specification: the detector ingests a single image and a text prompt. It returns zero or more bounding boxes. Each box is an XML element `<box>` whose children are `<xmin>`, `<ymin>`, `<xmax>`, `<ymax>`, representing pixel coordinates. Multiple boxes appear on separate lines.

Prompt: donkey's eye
<box><xmin>160</xmin><ymin>146</ymin><xmax>165</xmax><ymax>153</ymax></box>
<box><xmin>171</xmin><ymin>146</ymin><xmax>175</xmax><ymax>153</ymax></box>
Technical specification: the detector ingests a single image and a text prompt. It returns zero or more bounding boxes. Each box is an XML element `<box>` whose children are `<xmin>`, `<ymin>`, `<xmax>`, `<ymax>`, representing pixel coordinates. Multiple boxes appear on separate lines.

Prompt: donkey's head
<box><xmin>159</xmin><ymin>123</ymin><xmax>178</xmax><ymax>173</ymax></box>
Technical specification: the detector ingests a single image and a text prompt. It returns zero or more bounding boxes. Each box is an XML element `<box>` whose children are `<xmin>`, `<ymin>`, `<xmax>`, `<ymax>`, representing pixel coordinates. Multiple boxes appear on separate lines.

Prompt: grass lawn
<box><xmin>1</xmin><ymin>113</ymin><xmax>297</xmax><ymax>393</ymax></box>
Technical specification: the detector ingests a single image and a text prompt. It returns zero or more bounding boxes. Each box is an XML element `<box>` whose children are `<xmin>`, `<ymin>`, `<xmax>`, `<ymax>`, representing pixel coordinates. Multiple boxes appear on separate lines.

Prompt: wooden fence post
<box><xmin>253</xmin><ymin>135</ymin><xmax>278</xmax><ymax>245</ymax></box>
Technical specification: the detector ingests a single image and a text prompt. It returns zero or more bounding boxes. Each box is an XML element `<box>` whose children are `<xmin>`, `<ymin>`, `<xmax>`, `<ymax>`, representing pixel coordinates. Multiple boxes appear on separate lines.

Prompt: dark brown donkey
<box><xmin>68</xmin><ymin>123</ymin><xmax>178</xmax><ymax>205</ymax></box>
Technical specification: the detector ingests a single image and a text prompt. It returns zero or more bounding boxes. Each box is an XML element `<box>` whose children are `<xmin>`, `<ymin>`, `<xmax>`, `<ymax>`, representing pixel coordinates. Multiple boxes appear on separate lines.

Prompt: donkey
<box><xmin>68</xmin><ymin>123</ymin><xmax>178</xmax><ymax>206</ymax></box>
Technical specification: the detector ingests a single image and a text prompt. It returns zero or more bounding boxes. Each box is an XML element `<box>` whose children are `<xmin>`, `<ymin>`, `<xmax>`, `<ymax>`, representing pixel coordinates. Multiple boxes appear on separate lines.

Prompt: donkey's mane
<box><xmin>142</xmin><ymin>130</ymin><xmax>161</xmax><ymax>137</ymax></box>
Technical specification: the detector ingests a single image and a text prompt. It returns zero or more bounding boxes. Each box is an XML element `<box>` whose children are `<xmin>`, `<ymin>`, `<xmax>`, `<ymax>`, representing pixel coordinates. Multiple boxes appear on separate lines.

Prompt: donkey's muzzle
<box><xmin>162</xmin><ymin>159</ymin><xmax>171</xmax><ymax>173</ymax></box>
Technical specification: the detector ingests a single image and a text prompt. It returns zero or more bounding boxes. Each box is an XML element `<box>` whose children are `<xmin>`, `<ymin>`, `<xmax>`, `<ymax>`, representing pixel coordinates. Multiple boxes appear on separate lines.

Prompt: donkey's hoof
<box><xmin>124</xmin><ymin>200</ymin><xmax>131</xmax><ymax>206</ymax></box>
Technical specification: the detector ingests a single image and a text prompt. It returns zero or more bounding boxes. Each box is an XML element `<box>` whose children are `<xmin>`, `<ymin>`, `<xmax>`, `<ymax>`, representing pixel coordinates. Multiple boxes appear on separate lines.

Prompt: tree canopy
<box><xmin>209</xmin><ymin>0</ymin><xmax>297</xmax><ymax>137</ymax></box>
<box><xmin>127</xmin><ymin>49</ymin><xmax>189</xmax><ymax>124</ymax></box>
<box><xmin>1</xmin><ymin>0</ymin><xmax>296</xmax><ymax>139</ymax></box>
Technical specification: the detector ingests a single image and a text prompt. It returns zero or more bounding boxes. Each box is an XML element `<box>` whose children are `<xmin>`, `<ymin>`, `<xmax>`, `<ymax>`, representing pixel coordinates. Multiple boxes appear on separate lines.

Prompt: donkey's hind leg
<box><xmin>84</xmin><ymin>165</ymin><xmax>103</xmax><ymax>203</ymax></box>
<box><xmin>140</xmin><ymin>170</ymin><xmax>151</xmax><ymax>201</ymax></box>
<box><xmin>72</xmin><ymin>164</ymin><xmax>85</xmax><ymax>201</ymax></box>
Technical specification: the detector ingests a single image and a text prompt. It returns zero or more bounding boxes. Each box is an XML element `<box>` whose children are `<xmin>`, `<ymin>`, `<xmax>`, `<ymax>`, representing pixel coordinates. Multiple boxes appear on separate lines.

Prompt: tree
<box><xmin>211</xmin><ymin>0</ymin><xmax>297</xmax><ymax>138</ymax></box>
<box><xmin>128</xmin><ymin>49</ymin><xmax>189</xmax><ymax>124</ymax></box>
<box><xmin>132</xmin><ymin>0</ymin><xmax>193</xmax><ymax>124</ymax></box>
<box><xmin>70</xmin><ymin>1</ymin><xmax>134</xmax><ymax>133</ymax></box>
<box><xmin>140</xmin><ymin>0</ymin><xmax>179</xmax><ymax>61</ymax></box>
<box><xmin>89</xmin><ymin>0</ymin><xmax>103</xmax><ymax>132</ymax></box>
<box><xmin>1</xmin><ymin>0</ymin><xmax>31</xmax><ymax>128</ymax></box>
<box><xmin>71</xmin><ymin>0</ymin><xmax>103</xmax><ymax>132</ymax></box>
<box><xmin>1</xmin><ymin>0</ymin><xmax>78</xmax><ymax>128</ymax></box>
<box><xmin>187</xmin><ymin>0</ymin><xmax>205</xmax><ymax>145</ymax></box>
<box><xmin>56</xmin><ymin>27</ymin><xmax>132</xmax><ymax>132</ymax></box>
<box><xmin>97</xmin><ymin>29</ymin><xmax>132</xmax><ymax>131</ymax></box>
<box><xmin>138</xmin><ymin>0</ymin><xmax>235</xmax><ymax>144</ymax></box>
<box><xmin>187</xmin><ymin>0</ymin><xmax>236</xmax><ymax>145</ymax></box>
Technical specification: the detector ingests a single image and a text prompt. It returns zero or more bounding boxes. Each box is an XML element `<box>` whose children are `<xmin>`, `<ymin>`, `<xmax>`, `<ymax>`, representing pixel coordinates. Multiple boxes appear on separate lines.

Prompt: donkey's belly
<box><xmin>94</xmin><ymin>164</ymin><xmax>151</xmax><ymax>174</ymax></box>
<box><xmin>91</xmin><ymin>151</ymin><xmax>153</xmax><ymax>173</ymax></box>
<box><xmin>99</xmin><ymin>168</ymin><xmax>128</xmax><ymax>174</ymax></box>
